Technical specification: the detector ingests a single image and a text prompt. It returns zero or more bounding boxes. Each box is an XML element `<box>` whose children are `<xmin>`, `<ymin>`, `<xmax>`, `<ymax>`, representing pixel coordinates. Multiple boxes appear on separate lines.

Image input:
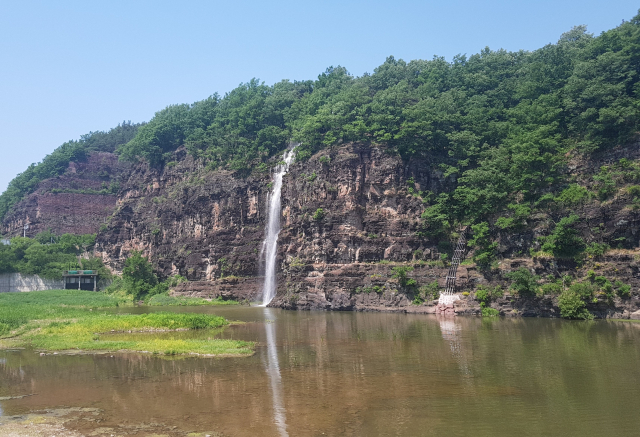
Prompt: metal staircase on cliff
<box><xmin>438</xmin><ymin>227</ymin><xmax>468</xmax><ymax>306</ymax></box>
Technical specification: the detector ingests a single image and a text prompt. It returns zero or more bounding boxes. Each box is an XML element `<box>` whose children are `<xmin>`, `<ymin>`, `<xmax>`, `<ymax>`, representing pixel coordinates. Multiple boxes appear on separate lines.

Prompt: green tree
<box><xmin>539</xmin><ymin>215</ymin><xmax>584</xmax><ymax>258</ymax></box>
<box><xmin>122</xmin><ymin>251</ymin><xmax>158</xmax><ymax>300</ymax></box>
<box><xmin>505</xmin><ymin>267</ymin><xmax>540</xmax><ymax>296</ymax></box>
<box><xmin>468</xmin><ymin>222</ymin><xmax>497</xmax><ymax>269</ymax></box>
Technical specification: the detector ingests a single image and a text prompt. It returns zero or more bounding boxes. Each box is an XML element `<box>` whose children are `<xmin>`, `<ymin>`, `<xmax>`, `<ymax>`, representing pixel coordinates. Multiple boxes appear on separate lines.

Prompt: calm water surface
<box><xmin>1</xmin><ymin>307</ymin><xmax>640</xmax><ymax>436</ymax></box>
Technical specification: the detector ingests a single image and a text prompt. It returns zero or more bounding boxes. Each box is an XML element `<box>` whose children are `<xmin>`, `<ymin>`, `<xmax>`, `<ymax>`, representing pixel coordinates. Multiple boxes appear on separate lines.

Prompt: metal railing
<box><xmin>440</xmin><ymin>227</ymin><xmax>468</xmax><ymax>299</ymax></box>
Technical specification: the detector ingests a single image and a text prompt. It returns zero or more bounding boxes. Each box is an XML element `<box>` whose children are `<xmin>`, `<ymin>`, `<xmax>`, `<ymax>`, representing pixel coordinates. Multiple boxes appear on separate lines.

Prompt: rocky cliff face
<box><xmin>95</xmin><ymin>145</ymin><xmax>437</xmax><ymax>272</ymax></box>
<box><xmin>92</xmin><ymin>142</ymin><xmax>640</xmax><ymax>318</ymax></box>
<box><xmin>2</xmin><ymin>152</ymin><xmax>127</xmax><ymax>237</ymax></box>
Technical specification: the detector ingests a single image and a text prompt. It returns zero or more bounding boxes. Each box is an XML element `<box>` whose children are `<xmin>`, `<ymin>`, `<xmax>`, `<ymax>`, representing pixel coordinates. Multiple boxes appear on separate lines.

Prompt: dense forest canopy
<box><xmin>2</xmin><ymin>12</ymin><xmax>639</xmax><ymax>234</ymax></box>
<box><xmin>0</xmin><ymin>232</ymin><xmax>109</xmax><ymax>280</ymax></box>
<box><xmin>0</xmin><ymin>121</ymin><xmax>141</xmax><ymax>221</ymax></box>
<box><xmin>116</xmin><ymin>14</ymin><xmax>640</xmax><ymax>232</ymax></box>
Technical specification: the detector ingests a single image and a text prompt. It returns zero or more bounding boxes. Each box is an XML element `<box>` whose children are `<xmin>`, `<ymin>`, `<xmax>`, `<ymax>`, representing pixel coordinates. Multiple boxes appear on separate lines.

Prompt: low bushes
<box><xmin>147</xmin><ymin>295</ymin><xmax>238</xmax><ymax>306</ymax></box>
<box><xmin>558</xmin><ymin>283</ymin><xmax>596</xmax><ymax>319</ymax></box>
<box><xmin>505</xmin><ymin>268</ymin><xmax>540</xmax><ymax>296</ymax></box>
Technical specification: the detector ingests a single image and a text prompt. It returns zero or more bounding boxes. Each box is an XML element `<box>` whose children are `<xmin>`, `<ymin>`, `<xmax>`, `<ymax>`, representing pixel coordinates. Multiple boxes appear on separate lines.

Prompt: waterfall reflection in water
<box><xmin>2</xmin><ymin>309</ymin><xmax>640</xmax><ymax>436</ymax></box>
<box><xmin>263</xmin><ymin>308</ymin><xmax>288</xmax><ymax>436</ymax></box>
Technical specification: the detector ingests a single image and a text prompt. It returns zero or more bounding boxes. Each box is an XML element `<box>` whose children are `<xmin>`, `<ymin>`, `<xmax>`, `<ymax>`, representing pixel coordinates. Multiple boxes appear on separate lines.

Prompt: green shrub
<box><xmin>539</xmin><ymin>215</ymin><xmax>584</xmax><ymax>258</ymax></box>
<box><xmin>475</xmin><ymin>286</ymin><xmax>491</xmax><ymax>305</ymax></box>
<box><xmin>122</xmin><ymin>251</ymin><xmax>158</xmax><ymax>300</ymax></box>
<box><xmin>492</xmin><ymin>286</ymin><xmax>504</xmax><ymax>298</ymax></box>
<box><xmin>505</xmin><ymin>267</ymin><xmax>540</xmax><ymax>296</ymax></box>
<box><xmin>468</xmin><ymin>222</ymin><xmax>497</xmax><ymax>269</ymax></box>
<box><xmin>593</xmin><ymin>167</ymin><xmax>616</xmax><ymax>200</ymax></box>
<box><xmin>312</xmin><ymin>208</ymin><xmax>325</xmax><ymax>221</ymax></box>
<box><xmin>558</xmin><ymin>283</ymin><xmax>595</xmax><ymax>319</ymax></box>
<box><xmin>319</xmin><ymin>155</ymin><xmax>331</xmax><ymax>164</ymax></box>
<box><xmin>495</xmin><ymin>217</ymin><xmax>514</xmax><ymax>230</ymax></box>
<box><xmin>391</xmin><ymin>266</ymin><xmax>417</xmax><ymax>288</ymax></box>
<box><xmin>583</xmin><ymin>242</ymin><xmax>609</xmax><ymax>258</ymax></box>
<box><xmin>593</xmin><ymin>275</ymin><xmax>609</xmax><ymax>287</ymax></box>
<box><xmin>541</xmin><ymin>282</ymin><xmax>562</xmax><ymax>295</ymax></box>
<box><xmin>555</xmin><ymin>184</ymin><xmax>590</xmax><ymax>206</ymax></box>
<box><xmin>586</xmin><ymin>273</ymin><xmax>626</xmax><ymax>300</ymax></box>
<box><xmin>417</xmin><ymin>281</ymin><xmax>440</xmax><ymax>302</ymax></box>
<box><xmin>627</xmin><ymin>185</ymin><xmax>640</xmax><ymax>197</ymax></box>
<box><xmin>614</xmin><ymin>280</ymin><xmax>631</xmax><ymax>297</ymax></box>
<box><xmin>166</xmin><ymin>274</ymin><xmax>188</xmax><ymax>287</ymax></box>
<box><xmin>475</xmin><ymin>285</ymin><xmax>504</xmax><ymax>307</ymax></box>
<box><xmin>481</xmin><ymin>307</ymin><xmax>499</xmax><ymax>317</ymax></box>
<box><xmin>495</xmin><ymin>203</ymin><xmax>532</xmax><ymax>230</ymax></box>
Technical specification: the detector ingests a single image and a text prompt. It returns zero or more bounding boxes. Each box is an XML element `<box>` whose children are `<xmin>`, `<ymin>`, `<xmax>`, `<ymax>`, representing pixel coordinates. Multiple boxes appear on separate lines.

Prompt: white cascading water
<box><xmin>261</xmin><ymin>147</ymin><xmax>296</xmax><ymax>306</ymax></box>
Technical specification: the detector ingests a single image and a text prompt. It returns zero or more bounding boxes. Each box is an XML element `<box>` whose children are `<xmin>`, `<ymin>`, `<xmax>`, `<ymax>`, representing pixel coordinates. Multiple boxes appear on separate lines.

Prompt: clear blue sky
<box><xmin>1</xmin><ymin>0</ymin><xmax>638</xmax><ymax>193</ymax></box>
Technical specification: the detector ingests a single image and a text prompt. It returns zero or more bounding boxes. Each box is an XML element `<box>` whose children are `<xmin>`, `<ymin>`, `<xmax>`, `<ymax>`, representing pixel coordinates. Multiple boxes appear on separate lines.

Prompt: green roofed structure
<box><xmin>63</xmin><ymin>270</ymin><xmax>98</xmax><ymax>291</ymax></box>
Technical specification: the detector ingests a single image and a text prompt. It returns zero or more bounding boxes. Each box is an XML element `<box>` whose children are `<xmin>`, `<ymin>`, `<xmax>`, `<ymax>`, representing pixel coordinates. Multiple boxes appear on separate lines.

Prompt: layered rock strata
<box><xmin>9</xmin><ymin>141</ymin><xmax>638</xmax><ymax>318</ymax></box>
<box><xmin>2</xmin><ymin>152</ymin><xmax>127</xmax><ymax>237</ymax></box>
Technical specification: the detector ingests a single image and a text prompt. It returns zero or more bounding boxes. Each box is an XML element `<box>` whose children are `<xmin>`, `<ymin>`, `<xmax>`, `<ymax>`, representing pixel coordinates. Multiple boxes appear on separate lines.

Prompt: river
<box><xmin>1</xmin><ymin>307</ymin><xmax>640</xmax><ymax>436</ymax></box>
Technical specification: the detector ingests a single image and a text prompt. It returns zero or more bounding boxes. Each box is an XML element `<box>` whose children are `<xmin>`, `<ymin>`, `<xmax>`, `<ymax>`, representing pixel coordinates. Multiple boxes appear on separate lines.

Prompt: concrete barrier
<box><xmin>0</xmin><ymin>273</ymin><xmax>63</xmax><ymax>292</ymax></box>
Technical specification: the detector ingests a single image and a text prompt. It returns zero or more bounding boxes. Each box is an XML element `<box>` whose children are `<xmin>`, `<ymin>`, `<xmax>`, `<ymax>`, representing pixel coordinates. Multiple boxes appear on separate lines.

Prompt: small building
<box><xmin>63</xmin><ymin>270</ymin><xmax>99</xmax><ymax>291</ymax></box>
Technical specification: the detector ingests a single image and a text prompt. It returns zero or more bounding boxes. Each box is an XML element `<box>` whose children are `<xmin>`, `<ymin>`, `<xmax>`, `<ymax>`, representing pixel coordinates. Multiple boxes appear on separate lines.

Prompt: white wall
<box><xmin>0</xmin><ymin>273</ymin><xmax>63</xmax><ymax>292</ymax></box>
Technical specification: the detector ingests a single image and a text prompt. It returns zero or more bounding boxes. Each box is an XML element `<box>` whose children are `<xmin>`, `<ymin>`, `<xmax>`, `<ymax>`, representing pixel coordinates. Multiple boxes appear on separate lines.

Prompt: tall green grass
<box><xmin>0</xmin><ymin>290</ymin><xmax>254</xmax><ymax>356</ymax></box>
<box><xmin>25</xmin><ymin>313</ymin><xmax>252</xmax><ymax>355</ymax></box>
<box><xmin>0</xmin><ymin>289</ymin><xmax>131</xmax><ymax>334</ymax></box>
<box><xmin>147</xmin><ymin>294</ymin><xmax>239</xmax><ymax>306</ymax></box>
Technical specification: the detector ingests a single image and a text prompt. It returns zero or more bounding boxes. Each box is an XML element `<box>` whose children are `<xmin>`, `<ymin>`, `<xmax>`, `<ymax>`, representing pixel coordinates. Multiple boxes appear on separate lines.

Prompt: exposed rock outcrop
<box><xmin>90</xmin><ymin>142</ymin><xmax>640</xmax><ymax>318</ymax></box>
<box><xmin>2</xmin><ymin>152</ymin><xmax>127</xmax><ymax>237</ymax></box>
<box><xmin>8</xmin><ymin>140</ymin><xmax>640</xmax><ymax>318</ymax></box>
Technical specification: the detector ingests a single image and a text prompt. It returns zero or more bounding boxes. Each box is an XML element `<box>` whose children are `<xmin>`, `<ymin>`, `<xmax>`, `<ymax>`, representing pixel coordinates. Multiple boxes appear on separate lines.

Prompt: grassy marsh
<box><xmin>147</xmin><ymin>294</ymin><xmax>239</xmax><ymax>306</ymax></box>
<box><xmin>0</xmin><ymin>290</ymin><xmax>253</xmax><ymax>356</ymax></box>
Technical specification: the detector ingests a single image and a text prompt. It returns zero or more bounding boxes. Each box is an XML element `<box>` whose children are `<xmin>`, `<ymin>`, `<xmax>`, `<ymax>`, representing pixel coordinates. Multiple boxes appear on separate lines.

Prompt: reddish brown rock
<box><xmin>2</xmin><ymin>152</ymin><xmax>128</xmax><ymax>237</ymax></box>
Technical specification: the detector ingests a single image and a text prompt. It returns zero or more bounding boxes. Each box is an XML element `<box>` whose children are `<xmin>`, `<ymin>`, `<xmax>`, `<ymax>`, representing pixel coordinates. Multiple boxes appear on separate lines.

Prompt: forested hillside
<box><xmin>113</xmin><ymin>15</ymin><xmax>639</xmax><ymax>241</ymax></box>
<box><xmin>3</xmin><ymin>15</ymin><xmax>638</xmax><ymax>231</ymax></box>
<box><xmin>0</xmin><ymin>121</ymin><xmax>140</xmax><ymax>221</ymax></box>
<box><xmin>1</xmin><ymin>12</ymin><xmax>640</xmax><ymax>317</ymax></box>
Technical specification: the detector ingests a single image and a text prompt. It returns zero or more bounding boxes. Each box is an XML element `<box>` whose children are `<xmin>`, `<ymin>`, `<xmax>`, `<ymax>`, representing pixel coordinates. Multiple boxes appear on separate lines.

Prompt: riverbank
<box><xmin>0</xmin><ymin>290</ymin><xmax>254</xmax><ymax>357</ymax></box>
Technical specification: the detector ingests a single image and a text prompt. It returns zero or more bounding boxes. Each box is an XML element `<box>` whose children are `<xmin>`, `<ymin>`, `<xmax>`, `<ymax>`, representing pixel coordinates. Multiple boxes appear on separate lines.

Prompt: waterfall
<box><xmin>260</xmin><ymin>147</ymin><xmax>296</xmax><ymax>306</ymax></box>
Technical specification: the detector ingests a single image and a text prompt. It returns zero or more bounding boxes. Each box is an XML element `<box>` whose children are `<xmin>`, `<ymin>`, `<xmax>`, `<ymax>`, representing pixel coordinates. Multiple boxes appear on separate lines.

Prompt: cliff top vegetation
<box><xmin>117</xmin><ymin>12</ymin><xmax>640</xmax><ymax>242</ymax></box>
<box><xmin>0</xmin><ymin>121</ymin><xmax>141</xmax><ymax>222</ymax></box>
<box><xmin>1</xmin><ymin>11</ymin><xmax>639</xmax><ymax>237</ymax></box>
<box><xmin>0</xmin><ymin>232</ymin><xmax>109</xmax><ymax>280</ymax></box>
